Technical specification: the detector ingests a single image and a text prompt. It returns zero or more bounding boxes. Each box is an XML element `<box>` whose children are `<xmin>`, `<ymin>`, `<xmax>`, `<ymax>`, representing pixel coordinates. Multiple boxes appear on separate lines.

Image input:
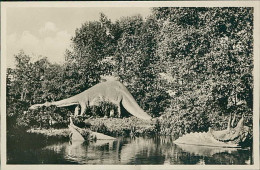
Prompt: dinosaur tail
<box><xmin>121</xmin><ymin>92</ymin><xmax>152</xmax><ymax>120</ymax></box>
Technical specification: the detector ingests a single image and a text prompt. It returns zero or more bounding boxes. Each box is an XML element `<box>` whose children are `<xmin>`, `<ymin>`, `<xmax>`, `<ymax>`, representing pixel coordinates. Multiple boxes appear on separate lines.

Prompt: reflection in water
<box><xmin>44</xmin><ymin>140</ymin><xmax>118</xmax><ymax>164</ymax></box>
<box><xmin>120</xmin><ymin>137</ymin><xmax>165</xmax><ymax>164</ymax></box>
<box><xmin>8</xmin><ymin>135</ymin><xmax>252</xmax><ymax>165</ymax></box>
<box><xmin>174</xmin><ymin>143</ymin><xmax>238</xmax><ymax>156</ymax></box>
<box><xmin>41</xmin><ymin>136</ymin><xmax>252</xmax><ymax>165</ymax></box>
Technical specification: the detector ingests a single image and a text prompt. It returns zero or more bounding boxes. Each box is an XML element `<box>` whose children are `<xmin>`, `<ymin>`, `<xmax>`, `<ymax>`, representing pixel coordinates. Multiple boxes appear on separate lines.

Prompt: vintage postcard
<box><xmin>1</xmin><ymin>1</ymin><xmax>259</xmax><ymax>170</ymax></box>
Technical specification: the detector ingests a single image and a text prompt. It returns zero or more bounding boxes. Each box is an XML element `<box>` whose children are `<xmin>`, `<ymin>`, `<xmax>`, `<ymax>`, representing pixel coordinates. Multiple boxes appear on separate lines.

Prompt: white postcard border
<box><xmin>1</xmin><ymin>1</ymin><xmax>259</xmax><ymax>170</ymax></box>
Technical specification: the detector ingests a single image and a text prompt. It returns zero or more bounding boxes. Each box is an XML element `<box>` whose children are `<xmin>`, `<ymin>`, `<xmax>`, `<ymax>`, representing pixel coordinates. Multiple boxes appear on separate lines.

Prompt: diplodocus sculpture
<box><xmin>30</xmin><ymin>80</ymin><xmax>151</xmax><ymax>120</ymax></box>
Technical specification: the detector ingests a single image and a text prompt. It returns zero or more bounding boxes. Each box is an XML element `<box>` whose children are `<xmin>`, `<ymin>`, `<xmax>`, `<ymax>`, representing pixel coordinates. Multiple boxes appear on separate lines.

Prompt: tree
<box><xmin>153</xmin><ymin>7</ymin><xmax>253</xmax><ymax>134</ymax></box>
<box><xmin>6</xmin><ymin>8</ymin><xmax>253</xmax><ymax>135</ymax></box>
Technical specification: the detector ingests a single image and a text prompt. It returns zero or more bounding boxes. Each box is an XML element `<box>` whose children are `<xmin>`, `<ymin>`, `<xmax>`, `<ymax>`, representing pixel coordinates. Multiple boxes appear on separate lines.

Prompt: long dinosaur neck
<box><xmin>50</xmin><ymin>95</ymin><xmax>80</xmax><ymax>107</ymax></box>
<box><xmin>29</xmin><ymin>93</ymin><xmax>81</xmax><ymax>110</ymax></box>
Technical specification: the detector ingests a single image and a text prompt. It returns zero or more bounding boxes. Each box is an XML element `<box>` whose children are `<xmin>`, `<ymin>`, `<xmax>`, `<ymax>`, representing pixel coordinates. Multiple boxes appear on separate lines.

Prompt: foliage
<box><xmin>86</xmin><ymin>117</ymin><xmax>156</xmax><ymax>136</ymax></box>
<box><xmin>6</xmin><ymin>8</ymin><xmax>253</xmax><ymax>136</ymax></box>
<box><xmin>152</xmin><ymin>7</ymin><xmax>253</xmax><ymax>135</ymax></box>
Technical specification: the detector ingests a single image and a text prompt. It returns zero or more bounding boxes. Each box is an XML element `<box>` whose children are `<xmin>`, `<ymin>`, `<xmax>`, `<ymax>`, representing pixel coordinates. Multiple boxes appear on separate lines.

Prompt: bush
<box><xmin>159</xmin><ymin>107</ymin><xmax>210</xmax><ymax>136</ymax></box>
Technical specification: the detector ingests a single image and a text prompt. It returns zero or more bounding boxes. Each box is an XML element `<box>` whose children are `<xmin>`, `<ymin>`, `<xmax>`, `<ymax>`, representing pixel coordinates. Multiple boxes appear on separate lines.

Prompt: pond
<box><xmin>7</xmin><ymin>134</ymin><xmax>252</xmax><ymax>165</ymax></box>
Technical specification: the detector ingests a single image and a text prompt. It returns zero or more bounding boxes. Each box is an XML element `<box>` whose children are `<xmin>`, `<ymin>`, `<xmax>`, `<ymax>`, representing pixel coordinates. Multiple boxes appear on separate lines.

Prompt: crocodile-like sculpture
<box><xmin>174</xmin><ymin>115</ymin><xmax>250</xmax><ymax>148</ymax></box>
<box><xmin>29</xmin><ymin>80</ymin><xmax>152</xmax><ymax>120</ymax></box>
<box><xmin>68</xmin><ymin>117</ymin><xmax>116</xmax><ymax>141</ymax></box>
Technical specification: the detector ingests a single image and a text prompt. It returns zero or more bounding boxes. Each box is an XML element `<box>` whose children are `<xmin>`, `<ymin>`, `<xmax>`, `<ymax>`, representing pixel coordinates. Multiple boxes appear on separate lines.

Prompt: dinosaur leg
<box><xmin>117</xmin><ymin>104</ymin><xmax>121</xmax><ymax>118</ymax></box>
<box><xmin>110</xmin><ymin>110</ymin><xmax>115</xmax><ymax>117</ymax></box>
<box><xmin>74</xmin><ymin>105</ymin><xmax>80</xmax><ymax>117</ymax></box>
<box><xmin>80</xmin><ymin>103</ymin><xmax>86</xmax><ymax>116</ymax></box>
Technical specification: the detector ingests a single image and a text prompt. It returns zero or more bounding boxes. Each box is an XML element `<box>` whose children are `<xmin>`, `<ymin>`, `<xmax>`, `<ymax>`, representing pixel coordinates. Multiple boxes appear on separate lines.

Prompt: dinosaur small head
<box><xmin>29</xmin><ymin>104</ymin><xmax>43</xmax><ymax>110</ymax></box>
<box><xmin>44</xmin><ymin>102</ymin><xmax>51</xmax><ymax>107</ymax></box>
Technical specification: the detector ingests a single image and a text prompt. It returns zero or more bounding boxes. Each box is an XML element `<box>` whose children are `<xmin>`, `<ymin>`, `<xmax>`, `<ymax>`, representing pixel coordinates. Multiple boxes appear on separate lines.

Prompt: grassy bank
<box><xmin>27</xmin><ymin>117</ymin><xmax>157</xmax><ymax>138</ymax></box>
<box><xmin>27</xmin><ymin>128</ymin><xmax>71</xmax><ymax>139</ymax></box>
<box><xmin>85</xmin><ymin>117</ymin><xmax>156</xmax><ymax>136</ymax></box>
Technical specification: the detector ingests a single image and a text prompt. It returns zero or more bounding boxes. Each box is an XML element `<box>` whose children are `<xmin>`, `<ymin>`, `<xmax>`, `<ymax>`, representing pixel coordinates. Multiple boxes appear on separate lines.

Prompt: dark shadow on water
<box><xmin>7</xmin><ymin>132</ymin><xmax>76</xmax><ymax>164</ymax></box>
<box><xmin>174</xmin><ymin>143</ymin><xmax>252</xmax><ymax>165</ymax></box>
<box><xmin>7</xmin><ymin>133</ymin><xmax>252</xmax><ymax>165</ymax></box>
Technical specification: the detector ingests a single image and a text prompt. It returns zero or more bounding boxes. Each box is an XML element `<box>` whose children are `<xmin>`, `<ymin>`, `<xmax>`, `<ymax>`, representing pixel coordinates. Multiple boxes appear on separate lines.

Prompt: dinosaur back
<box><xmin>83</xmin><ymin>81</ymin><xmax>151</xmax><ymax>120</ymax></box>
<box><xmin>174</xmin><ymin>132</ymin><xmax>240</xmax><ymax>148</ymax></box>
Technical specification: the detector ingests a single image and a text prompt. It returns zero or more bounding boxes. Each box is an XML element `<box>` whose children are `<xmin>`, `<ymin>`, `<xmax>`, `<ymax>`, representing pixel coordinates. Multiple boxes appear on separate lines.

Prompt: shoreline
<box><xmin>27</xmin><ymin>117</ymin><xmax>157</xmax><ymax>138</ymax></box>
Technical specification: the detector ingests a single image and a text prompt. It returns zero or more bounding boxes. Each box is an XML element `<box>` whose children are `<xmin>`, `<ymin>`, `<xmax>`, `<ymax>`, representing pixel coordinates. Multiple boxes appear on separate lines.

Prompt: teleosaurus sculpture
<box><xmin>29</xmin><ymin>80</ymin><xmax>152</xmax><ymax>120</ymax></box>
<box><xmin>174</xmin><ymin>115</ymin><xmax>250</xmax><ymax>147</ymax></box>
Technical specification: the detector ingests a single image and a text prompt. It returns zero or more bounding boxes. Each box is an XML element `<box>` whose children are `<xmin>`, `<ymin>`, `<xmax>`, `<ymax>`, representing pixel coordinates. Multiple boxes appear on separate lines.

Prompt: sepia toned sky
<box><xmin>6</xmin><ymin>7</ymin><xmax>152</xmax><ymax>68</ymax></box>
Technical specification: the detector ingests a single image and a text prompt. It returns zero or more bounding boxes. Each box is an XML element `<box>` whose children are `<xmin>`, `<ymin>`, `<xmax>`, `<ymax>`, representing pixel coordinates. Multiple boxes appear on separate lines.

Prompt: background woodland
<box><xmin>7</xmin><ymin>7</ymin><xmax>253</xmax><ymax>136</ymax></box>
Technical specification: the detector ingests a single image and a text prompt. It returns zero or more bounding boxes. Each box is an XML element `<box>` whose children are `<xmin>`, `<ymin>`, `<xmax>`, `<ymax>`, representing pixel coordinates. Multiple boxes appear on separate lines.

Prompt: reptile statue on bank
<box><xmin>29</xmin><ymin>80</ymin><xmax>152</xmax><ymax>121</ymax></box>
<box><xmin>174</xmin><ymin>114</ymin><xmax>250</xmax><ymax>148</ymax></box>
<box><xmin>29</xmin><ymin>79</ymin><xmax>250</xmax><ymax>145</ymax></box>
<box><xmin>68</xmin><ymin>117</ymin><xmax>116</xmax><ymax>141</ymax></box>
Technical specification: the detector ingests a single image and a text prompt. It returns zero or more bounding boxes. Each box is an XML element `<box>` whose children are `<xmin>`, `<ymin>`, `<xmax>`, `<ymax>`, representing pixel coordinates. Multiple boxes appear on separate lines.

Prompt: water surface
<box><xmin>7</xmin><ymin>134</ymin><xmax>252</xmax><ymax>165</ymax></box>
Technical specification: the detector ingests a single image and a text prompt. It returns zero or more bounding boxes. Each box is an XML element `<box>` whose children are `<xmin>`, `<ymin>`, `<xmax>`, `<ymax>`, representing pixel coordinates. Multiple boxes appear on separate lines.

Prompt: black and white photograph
<box><xmin>1</xmin><ymin>1</ymin><xmax>259</xmax><ymax>170</ymax></box>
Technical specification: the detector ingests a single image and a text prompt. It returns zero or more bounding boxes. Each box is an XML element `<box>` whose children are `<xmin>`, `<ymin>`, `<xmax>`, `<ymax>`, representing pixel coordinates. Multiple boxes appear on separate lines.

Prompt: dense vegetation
<box><xmin>7</xmin><ymin>7</ymin><xmax>253</xmax><ymax>136</ymax></box>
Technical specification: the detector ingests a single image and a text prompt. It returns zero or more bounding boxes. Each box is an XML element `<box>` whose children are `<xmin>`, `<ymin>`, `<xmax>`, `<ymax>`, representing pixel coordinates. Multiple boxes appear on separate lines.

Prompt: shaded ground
<box><xmin>27</xmin><ymin>117</ymin><xmax>156</xmax><ymax>137</ymax></box>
